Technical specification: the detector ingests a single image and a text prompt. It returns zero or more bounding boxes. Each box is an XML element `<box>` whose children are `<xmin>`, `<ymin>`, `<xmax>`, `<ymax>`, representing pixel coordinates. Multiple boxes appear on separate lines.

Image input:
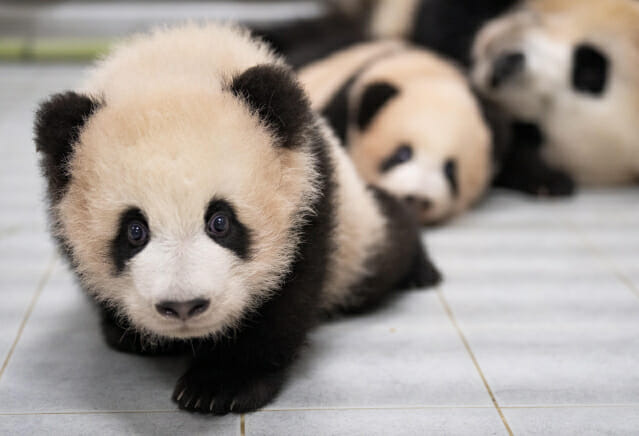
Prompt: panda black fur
<box><xmin>298</xmin><ymin>41</ymin><xmax>492</xmax><ymax>224</ymax></box>
<box><xmin>34</xmin><ymin>24</ymin><xmax>440</xmax><ymax>415</ymax></box>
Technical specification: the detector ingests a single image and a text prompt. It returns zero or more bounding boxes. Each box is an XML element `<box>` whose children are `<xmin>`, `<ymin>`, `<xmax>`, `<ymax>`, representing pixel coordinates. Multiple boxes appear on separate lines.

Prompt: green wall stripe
<box><xmin>0</xmin><ymin>38</ymin><xmax>114</xmax><ymax>61</ymax></box>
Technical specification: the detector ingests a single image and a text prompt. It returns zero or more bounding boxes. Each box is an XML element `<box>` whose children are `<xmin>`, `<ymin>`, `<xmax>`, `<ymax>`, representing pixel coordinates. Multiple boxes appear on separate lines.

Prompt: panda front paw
<box><xmin>531</xmin><ymin>170</ymin><xmax>575</xmax><ymax>197</ymax></box>
<box><xmin>101</xmin><ymin>315</ymin><xmax>180</xmax><ymax>356</ymax></box>
<box><xmin>172</xmin><ymin>366</ymin><xmax>285</xmax><ymax>415</ymax></box>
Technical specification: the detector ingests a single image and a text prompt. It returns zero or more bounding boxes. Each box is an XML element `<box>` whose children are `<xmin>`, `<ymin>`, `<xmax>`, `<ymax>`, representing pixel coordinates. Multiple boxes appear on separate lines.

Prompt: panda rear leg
<box><xmin>403</xmin><ymin>242</ymin><xmax>442</xmax><ymax>289</ymax></box>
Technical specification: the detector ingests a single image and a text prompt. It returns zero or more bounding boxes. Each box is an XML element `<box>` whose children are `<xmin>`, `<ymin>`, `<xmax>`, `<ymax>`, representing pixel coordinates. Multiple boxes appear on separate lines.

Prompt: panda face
<box><xmin>471</xmin><ymin>0</ymin><xmax>639</xmax><ymax>184</ymax></box>
<box><xmin>471</xmin><ymin>1</ymin><xmax>625</xmax><ymax>119</ymax></box>
<box><xmin>470</xmin><ymin>8</ymin><xmax>570</xmax><ymax>119</ymax></box>
<box><xmin>38</xmin><ymin>66</ymin><xmax>320</xmax><ymax>341</ymax></box>
<box><xmin>349</xmin><ymin>79</ymin><xmax>491</xmax><ymax>224</ymax></box>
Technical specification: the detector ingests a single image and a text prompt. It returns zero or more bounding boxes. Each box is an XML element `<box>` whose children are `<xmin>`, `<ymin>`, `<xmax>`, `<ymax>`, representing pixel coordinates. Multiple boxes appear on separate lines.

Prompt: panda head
<box><xmin>34</xmin><ymin>64</ymin><xmax>320</xmax><ymax>341</ymax></box>
<box><xmin>345</xmin><ymin>56</ymin><xmax>492</xmax><ymax>225</ymax></box>
<box><xmin>470</xmin><ymin>0</ymin><xmax>639</xmax><ymax>120</ymax></box>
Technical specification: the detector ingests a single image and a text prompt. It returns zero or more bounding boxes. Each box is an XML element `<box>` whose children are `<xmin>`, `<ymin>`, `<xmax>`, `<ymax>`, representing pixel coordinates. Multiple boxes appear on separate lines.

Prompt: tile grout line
<box><xmin>436</xmin><ymin>289</ymin><xmax>514</xmax><ymax>436</ymax></box>
<box><xmin>1</xmin><ymin>403</ymin><xmax>638</xmax><ymax>416</ymax></box>
<box><xmin>562</xmin><ymin>217</ymin><xmax>639</xmax><ymax>301</ymax></box>
<box><xmin>0</xmin><ymin>253</ymin><xmax>57</xmax><ymax>383</ymax></box>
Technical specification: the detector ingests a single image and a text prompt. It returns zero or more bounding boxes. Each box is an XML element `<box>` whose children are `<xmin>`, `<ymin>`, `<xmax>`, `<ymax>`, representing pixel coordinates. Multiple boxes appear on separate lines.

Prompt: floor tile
<box><xmin>0</xmin><ymin>232</ymin><xmax>53</xmax><ymax>367</ymax></box>
<box><xmin>0</xmin><ymin>411</ymin><xmax>239</xmax><ymax>436</ymax></box>
<box><xmin>503</xmin><ymin>406</ymin><xmax>639</xmax><ymax>436</ymax></box>
<box><xmin>0</xmin><ymin>264</ymin><xmax>187</xmax><ymax>413</ymax></box>
<box><xmin>268</xmin><ymin>290</ymin><xmax>492</xmax><ymax>409</ymax></box>
<box><xmin>247</xmin><ymin>408</ymin><xmax>507</xmax><ymax>436</ymax></box>
<box><xmin>462</xmin><ymin>326</ymin><xmax>639</xmax><ymax>406</ymax></box>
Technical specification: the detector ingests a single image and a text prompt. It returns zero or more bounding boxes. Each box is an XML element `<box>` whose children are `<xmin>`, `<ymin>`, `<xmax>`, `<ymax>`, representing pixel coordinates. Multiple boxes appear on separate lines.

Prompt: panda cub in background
<box><xmin>264</xmin><ymin>0</ymin><xmax>639</xmax><ymax>194</ymax></box>
<box><xmin>34</xmin><ymin>24</ymin><xmax>440</xmax><ymax>415</ymax></box>
<box><xmin>370</xmin><ymin>0</ymin><xmax>639</xmax><ymax>190</ymax></box>
<box><xmin>471</xmin><ymin>0</ymin><xmax>639</xmax><ymax>186</ymax></box>
<box><xmin>299</xmin><ymin>41</ymin><xmax>492</xmax><ymax>224</ymax></box>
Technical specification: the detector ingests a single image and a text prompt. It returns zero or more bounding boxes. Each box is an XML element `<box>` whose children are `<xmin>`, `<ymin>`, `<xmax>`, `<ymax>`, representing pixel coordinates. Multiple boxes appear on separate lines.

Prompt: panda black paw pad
<box><xmin>173</xmin><ymin>367</ymin><xmax>284</xmax><ymax>415</ymax></box>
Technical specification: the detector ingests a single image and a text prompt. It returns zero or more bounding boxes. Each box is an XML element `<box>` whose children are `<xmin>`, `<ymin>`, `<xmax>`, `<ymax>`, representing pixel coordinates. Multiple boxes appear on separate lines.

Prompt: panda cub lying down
<box><xmin>34</xmin><ymin>24</ymin><xmax>441</xmax><ymax>415</ymax></box>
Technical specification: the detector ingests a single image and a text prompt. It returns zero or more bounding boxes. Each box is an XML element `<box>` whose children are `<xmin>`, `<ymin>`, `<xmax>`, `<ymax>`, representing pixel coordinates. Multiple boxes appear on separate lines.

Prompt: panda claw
<box><xmin>173</xmin><ymin>366</ymin><xmax>286</xmax><ymax>414</ymax></box>
<box><xmin>175</xmin><ymin>388</ymin><xmax>186</xmax><ymax>402</ymax></box>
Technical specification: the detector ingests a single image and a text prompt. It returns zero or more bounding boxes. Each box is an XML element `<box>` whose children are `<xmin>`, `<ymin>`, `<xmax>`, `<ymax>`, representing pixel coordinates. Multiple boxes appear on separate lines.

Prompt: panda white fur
<box><xmin>298</xmin><ymin>41</ymin><xmax>492</xmax><ymax>224</ymax></box>
<box><xmin>471</xmin><ymin>0</ymin><xmax>639</xmax><ymax>185</ymax></box>
<box><xmin>34</xmin><ymin>23</ymin><xmax>440</xmax><ymax>415</ymax></box>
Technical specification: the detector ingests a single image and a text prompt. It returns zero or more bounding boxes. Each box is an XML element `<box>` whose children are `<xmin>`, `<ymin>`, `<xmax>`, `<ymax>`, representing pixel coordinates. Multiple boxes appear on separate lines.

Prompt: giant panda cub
<box><xmin>471</xmin><ymin>0</ymin><xmax>639</xmax><ymax>186</ymax></box>
<box><xmin>34</xmin><ymin>24</ymin><xmax>441</xmax><ymax>415</ymax></box>
<box><xmin>298</xmin><ymin>41</ymin><xmax>493</xmax><ymax>224</ymax></box>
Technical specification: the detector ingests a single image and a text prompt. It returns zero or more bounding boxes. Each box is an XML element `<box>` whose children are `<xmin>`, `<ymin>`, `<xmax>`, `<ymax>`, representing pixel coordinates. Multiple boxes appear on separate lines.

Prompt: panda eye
<box><xmin>207</xmin><ymin>212</ymin><xmax>230</xmax><ymax>237</ymax></box>
<box><xmin>127</xmin><ymin>221</ymin><xmax>149</xmax><ymax>247</ymax></box>
<box><xmin>380</xmin><ymin>143</ymin><xmax>413</xmax><ymax>173</ymax></box>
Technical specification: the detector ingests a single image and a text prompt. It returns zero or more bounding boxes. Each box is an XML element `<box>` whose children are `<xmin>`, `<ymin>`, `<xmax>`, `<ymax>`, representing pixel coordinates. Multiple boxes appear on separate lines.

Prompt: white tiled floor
<box><xmin>0</xmin><ymin>63</ymin><xmax>638</xmax><ymax>435</ymax></box>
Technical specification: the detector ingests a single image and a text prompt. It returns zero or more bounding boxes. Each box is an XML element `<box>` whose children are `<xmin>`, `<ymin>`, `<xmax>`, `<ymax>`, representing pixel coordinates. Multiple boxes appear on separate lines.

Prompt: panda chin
<box><xmin>135</xmin><ymin>317</ymin><xmax>227</xmax><ymax>341</ymax></box>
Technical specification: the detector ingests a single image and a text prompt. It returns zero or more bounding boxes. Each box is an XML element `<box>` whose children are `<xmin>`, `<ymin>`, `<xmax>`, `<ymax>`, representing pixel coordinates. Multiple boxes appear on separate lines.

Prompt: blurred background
<box><xmin>0</xmin><ymin>0</ymin><xmax>325</xmax><ymax>61</ymax></box>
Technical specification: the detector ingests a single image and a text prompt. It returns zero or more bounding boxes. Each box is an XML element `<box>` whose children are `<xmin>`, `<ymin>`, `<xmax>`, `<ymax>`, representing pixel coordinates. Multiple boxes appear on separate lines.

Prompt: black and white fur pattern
<box><xmin>34</xmin><ymin>23</ymin><xmax>440</xmax><ymax>416</ymax></box>
<box><xmin>471</xmin><ymin>0</ymin><xmax>639</xmax><ymax>186</ymax></box>
<box><xmin>299</xmin><ymin>41</ymin><xmax>492</xmax><ymax>224</ymax></box>
<box><xmin>368</xmin><ymin>0</ymin><xmax>639</xmax><ymax>190</ymax></box>
<box><xmin>261</xmin><ymin>0</ymin><xmax>639</xmax><ymax>194</ymax></box>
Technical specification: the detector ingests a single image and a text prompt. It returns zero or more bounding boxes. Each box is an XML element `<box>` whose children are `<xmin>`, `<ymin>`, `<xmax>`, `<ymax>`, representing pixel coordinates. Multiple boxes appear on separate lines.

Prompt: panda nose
<box><xmin>155</xmin><ymin>298</ymin><xmax>210</xmax><ymax>321</ymax></box>
<box><xmin>490</xmin><ymin>52</ymin><xmax>525</xmax><ymax>88</ymax></box>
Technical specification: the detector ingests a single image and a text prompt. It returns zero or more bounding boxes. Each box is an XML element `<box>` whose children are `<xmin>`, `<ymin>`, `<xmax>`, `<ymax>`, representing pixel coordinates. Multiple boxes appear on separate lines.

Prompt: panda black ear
<box><xmin>356</xmin><ymin>82</ymin><xmax>399</xmax><ymax>131</ymax></box>
<box><xmin>230</xmin><ymin>64</ymin><xmax>313</xmax><ymax>149</ymax></box>
<box><xmin>34</xmin><ymin>91</ymin><xmax>100</xmax><ymax>201</ymax></box>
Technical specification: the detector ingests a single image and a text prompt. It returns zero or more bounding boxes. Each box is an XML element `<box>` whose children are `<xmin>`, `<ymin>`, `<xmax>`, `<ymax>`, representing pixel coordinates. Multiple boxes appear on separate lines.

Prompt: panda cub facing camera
<box><xmin>299</xmin><ymin>41</ymin><xmax>493</xmax><ymax>225</ymax></box>
<box><xmin>34</xmin><ymin>24</ymin><xmax>441</xmax><ymax>415</ymax></box>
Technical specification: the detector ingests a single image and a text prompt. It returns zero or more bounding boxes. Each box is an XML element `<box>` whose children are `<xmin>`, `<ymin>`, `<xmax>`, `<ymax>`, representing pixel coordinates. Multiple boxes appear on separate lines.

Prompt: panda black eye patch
<box><xmin>572</xmin><ymin>43</ymin><xmax>609</xmax><ymax>96</ymax></box>
<box><xmin>444</xmin><ymin>158</ymin><xmax>459</xmax><ymax>197</ymax></box>
<box><xmin>204</xmin><ymin>199</ymin><xmax>252</xmax><ymax>260</ymax></box>
<box><xmin>110</xmin><ymin>208</ymin><xmax>150</xmax><ymax>274</ymax></box>
<box><xmin>380</xmin><ymin>143</ymin><xmax>413</xmax><ymax>173</ymax></box>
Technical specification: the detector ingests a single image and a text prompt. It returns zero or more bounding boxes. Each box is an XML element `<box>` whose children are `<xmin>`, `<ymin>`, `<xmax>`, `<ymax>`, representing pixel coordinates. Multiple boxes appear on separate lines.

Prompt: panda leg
<box><xmin>494</xmin><ymin>146</ymin><xmax>575</xmax><ymax>196</ymax></box>
<box><xmin>100</xmin><ymin>307</ymin><xmax>182</xmax><ymax>356</ymax></box>
<box><xmin>172</xmin><ymin>362</ymin><xmax>286</xmax><ymax>415</ymax></box>
<box><xmin>404</xmin><ymin>241</ymin><xmax>442</xmax><ymax>289</ymax></box>
<box><xmin>494</xmin><ymin>122</ymin><xmax>575</xmax><ymax>196</ymax></box>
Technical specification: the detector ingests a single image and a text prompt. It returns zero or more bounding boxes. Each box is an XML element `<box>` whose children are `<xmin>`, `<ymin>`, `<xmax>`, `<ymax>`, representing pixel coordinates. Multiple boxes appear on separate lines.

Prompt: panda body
<box><xmin>34</xmin><ymin>24</ymin><xmax>440</xmax><ymax>415</ymax></box>
<box><xmin>299</xmin><ymin>41</ymin><xmax>492</xmax><ymax>224</ymax></box>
